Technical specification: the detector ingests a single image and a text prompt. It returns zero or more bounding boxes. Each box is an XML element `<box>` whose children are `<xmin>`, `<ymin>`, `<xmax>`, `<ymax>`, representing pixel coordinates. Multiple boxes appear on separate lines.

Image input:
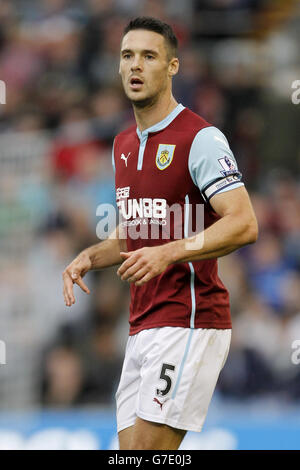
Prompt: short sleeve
<box><xmin>188</xmin><ymin>126</ymin><xmax>244</xmax><ymax>202</ymax></box>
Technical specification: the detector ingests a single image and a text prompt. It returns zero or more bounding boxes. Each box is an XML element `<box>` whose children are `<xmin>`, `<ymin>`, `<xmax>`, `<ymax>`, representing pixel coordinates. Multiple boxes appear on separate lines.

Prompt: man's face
<box><xmin>119</xmin><ymin>29</ymin><xmax>177</xmax><ymax>107</ymax></box>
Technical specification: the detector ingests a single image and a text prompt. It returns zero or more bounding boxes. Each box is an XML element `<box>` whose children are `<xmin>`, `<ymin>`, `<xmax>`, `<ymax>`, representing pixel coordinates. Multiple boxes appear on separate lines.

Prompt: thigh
<box><xmin>126</xmin><ymin>417</ymin><xmax>186</xmax><ymax>450</ymax></box>
<box><xmin>118</xmin><ymin>425</ymin><xmax>134</xmax><ymax>450</ymax></box>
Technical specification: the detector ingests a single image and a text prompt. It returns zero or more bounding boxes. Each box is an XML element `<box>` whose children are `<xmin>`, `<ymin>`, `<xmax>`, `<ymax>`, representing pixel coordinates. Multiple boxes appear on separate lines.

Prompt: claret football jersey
<box><xmin>112</xmin><ymin>104</ymin><xmax>243</xmax><ymax>335</ymax></box>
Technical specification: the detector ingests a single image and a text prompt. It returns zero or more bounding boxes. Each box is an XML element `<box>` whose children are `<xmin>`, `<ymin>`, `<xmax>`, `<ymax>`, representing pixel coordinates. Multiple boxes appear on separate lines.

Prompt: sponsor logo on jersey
<box><xmin>117</xmin><ymin>197</ymin><xmax>167</xmax><ymax>220</ymax></box>
<box><xmin>116</xmin><ymin>186</ymin><xmax>130</xmax><ymax>199</ymax></box>
<box><xmin>155</xmin><ymin>144</ymin><xmax>175</xmax><ymax>170</ymax></box>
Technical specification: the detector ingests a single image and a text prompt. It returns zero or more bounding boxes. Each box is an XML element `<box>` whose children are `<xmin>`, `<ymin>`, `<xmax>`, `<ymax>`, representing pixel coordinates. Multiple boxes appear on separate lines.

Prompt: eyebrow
<box><xmin>121</xmin><ymin>48</ymin><xmax>159</xmax><ymax>56</ymax></box>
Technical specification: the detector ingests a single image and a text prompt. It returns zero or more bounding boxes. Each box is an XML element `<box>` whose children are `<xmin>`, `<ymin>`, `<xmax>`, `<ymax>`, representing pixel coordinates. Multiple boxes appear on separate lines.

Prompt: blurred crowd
<box><xmin>0</xmin><ymin>0</ymin><xmax>300</xmax><ymax>409</ymax></box>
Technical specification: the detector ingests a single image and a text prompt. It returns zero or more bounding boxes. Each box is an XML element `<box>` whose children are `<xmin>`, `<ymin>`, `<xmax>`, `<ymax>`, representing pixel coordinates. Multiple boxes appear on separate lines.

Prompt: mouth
<box><xmin>129</xmin><ymin>77</ymin><xmax>144</xmax><ymax>90</ymax></box>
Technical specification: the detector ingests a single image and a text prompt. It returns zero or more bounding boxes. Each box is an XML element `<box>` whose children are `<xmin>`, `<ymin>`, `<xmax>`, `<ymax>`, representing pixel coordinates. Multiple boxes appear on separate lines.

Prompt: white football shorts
<box><xmin>116</xmin><ymin>326</ymin><xmax>231</xmax><ymax>433</ymax></box>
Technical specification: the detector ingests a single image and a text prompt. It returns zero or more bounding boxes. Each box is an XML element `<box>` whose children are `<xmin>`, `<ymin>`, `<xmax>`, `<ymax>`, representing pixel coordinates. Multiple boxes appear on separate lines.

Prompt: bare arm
<box><xmin>63</xmin><ymin>226</ymin><xmax>125</xmax><ymax>306</ymax></box>
<box><xmin>117</xmin><ymin>186</ymin><xmax>258</xmax><ymax>285</ymax></box>
<box><xmin>166</xmin><ymin>185</ymin><xmax>258</xmax><ymax>263</ymax></box>
<box><xmin>87</xmin><ymin>226</ymin><xmax>126</xmax><ymax>270</ymax></box>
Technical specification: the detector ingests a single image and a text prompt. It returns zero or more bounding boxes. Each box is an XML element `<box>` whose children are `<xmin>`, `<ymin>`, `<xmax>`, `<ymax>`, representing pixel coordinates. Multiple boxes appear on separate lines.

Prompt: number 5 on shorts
<box><xmin>156</xmin><ymin>363</ymin><xmax>176</xmax><ymax>396</ymax></box>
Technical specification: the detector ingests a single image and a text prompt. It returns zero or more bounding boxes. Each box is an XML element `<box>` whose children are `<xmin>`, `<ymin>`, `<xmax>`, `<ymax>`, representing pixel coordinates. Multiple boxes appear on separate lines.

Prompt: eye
<box><xmin>123</xmin><ymin>53</ymin><xmax>132</xmax><ymax>60</ymax></box>
<box><xmin>145</xmin><ymin>55</ymin><xmax>154</xmax><ymax>60</ymax></box>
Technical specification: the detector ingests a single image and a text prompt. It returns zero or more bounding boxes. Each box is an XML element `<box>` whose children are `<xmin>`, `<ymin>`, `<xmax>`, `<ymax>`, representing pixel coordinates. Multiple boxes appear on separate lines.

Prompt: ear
<box><xmin>168</xmin><ymin>57</ymin><xmax>179</xmax><ymax>78</ymax></box>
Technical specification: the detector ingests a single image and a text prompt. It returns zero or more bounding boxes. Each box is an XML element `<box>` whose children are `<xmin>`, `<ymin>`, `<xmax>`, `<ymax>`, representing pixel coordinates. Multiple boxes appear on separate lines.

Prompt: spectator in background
<box><xmin>51</xmin><ymin>104</ymin><xmax>103</xmax><ymax>181</ymax></box>
<box><xmin>90</xmin><ymin>86</ymin><xmax>131</xmax><ymax>141</ymax></box>
<box><xmin>245</xmin><ymin>232</ymin><xmax>297</xmax><ymax>313</ymax></box>
<box><xmin>40</xmin><ymin>268</ymin><xmax>127</xmax><ymax>407</ymax></box>
<box><xmin>42</xmin><ymin>345</ymin><xmax>84</xmax><ymax>407</ymax></box>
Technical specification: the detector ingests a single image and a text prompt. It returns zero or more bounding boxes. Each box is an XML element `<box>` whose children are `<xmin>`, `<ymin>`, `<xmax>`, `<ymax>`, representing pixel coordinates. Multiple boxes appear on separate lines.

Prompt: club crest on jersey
<box><xmin>218</xmin><ymin>156</ymin><xmax>237</xmax><ymax>177</ymax></box>
<box><xmin>155</xmin><ymin>144</ymin><xmax>175</xmax><ymax>170</ymax></box>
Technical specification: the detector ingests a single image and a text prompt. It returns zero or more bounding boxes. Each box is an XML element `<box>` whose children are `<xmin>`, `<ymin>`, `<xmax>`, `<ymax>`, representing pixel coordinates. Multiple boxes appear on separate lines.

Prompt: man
<box><xmin>62</xmin><ymin>17</ymin><xmax>258</xmax><ymax>450</ymax></box>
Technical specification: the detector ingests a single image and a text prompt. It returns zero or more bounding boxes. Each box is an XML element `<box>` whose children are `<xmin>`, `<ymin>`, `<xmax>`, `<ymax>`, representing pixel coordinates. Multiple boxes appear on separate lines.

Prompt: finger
<box><xmin>117</xmin><ymin>254</ymin><xmax>139</xmax><ymax>277</ymax></box>
<box><xmin>71</xmin><ymin>269</ymin><xmax>81</xmax><ymax>281</ymax></box>
<box><xmin>64</xmin><ymin>286</ymin><xmax>74</xmax><ymax>307</ymax></box>
<box><xmin>64</xmin><ymin>286</ymin><xmax>73</xmax><ymax>306</ymax></box>
<box><xmin>120</xmin><ymin>251</ymin><xmax>132</xmax><ymax>259</ymax></box>
<box><xmin>63</xmin><ymin>287</ymin><xmax>68</xmax><ymax>306</ymax></box>
<box><xmin>63</xmin><ymin>273</ymin><xmax>75</xmax><ymax>305</ymax></box>
<box><xmin>121</xmin><ymin>260</ymin><xmax>144</xmax><ymax>281</ymax></box>
<box><xmin>135</xmin><ymin>272</ymin><xmax>153</xmax><ymax>286</ymax></box>
<box><xmin>127</xmin><ymin>266</ymin><xmax>149</xmax><ymax>283</ymax></box>
<box><xmin>74</xmin><ymin>276</ymin><xmax>90</xmax><ymax>294</ymax></box>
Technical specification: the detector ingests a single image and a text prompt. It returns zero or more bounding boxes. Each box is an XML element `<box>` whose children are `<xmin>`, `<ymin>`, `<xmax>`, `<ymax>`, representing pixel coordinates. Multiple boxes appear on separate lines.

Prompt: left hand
<box><xmin>117</xmin><ymin>246</ymin><xmax>170</xmax><ymax>286</ymax></box>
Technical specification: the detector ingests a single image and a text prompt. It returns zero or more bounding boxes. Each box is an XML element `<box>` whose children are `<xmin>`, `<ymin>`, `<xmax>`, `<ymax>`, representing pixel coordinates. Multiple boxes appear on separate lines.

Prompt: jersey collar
<box><xmin>136</xmin><ymin>103</ymin><xmax>185</xmax><ymax>140</ymax></box>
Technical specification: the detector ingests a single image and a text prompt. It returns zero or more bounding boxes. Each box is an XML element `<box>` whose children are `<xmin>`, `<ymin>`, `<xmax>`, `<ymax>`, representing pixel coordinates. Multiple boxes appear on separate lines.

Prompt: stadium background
<box><xmin>0</xmin><ymin>0</ymin><xmax>300</xmax><ymax>449</ymax></box>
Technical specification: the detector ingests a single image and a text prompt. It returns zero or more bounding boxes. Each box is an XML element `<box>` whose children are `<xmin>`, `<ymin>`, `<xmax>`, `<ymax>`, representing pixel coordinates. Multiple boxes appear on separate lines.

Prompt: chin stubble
<box><xmin>129</xmin><ymin>93</ymin><xmax>159</xmax><ymax>109</ymax></box>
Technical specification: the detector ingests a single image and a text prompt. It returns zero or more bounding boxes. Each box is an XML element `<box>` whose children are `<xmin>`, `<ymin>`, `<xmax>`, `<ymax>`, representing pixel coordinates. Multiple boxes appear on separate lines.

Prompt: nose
<box><xmin>131</xmin><ymin>55</ymin><xmax>143</xmax><ymax>72</ymax></box>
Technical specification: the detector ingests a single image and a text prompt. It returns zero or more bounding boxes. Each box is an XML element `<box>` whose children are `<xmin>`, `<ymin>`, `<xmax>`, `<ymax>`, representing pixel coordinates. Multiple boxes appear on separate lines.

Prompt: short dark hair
<box><xmin>123</xmin><ymin>16</ymin><xmax>178</xmax><ymax>59</ymax></box>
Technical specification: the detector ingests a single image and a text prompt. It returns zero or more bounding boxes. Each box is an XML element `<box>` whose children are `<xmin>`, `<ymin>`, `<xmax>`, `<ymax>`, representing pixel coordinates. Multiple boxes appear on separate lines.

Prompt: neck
<box><xmin>133</xmin><ymin>92</ymin><xmax>178</xmax><ymax>132</ymax></box>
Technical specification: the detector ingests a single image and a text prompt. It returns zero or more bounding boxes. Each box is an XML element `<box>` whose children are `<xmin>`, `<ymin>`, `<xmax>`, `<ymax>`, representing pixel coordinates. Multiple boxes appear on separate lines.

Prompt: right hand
<box><xmin>62</xmin><ymin>252</ymin><xmax>92</xmax><ymax>307</ymax></box>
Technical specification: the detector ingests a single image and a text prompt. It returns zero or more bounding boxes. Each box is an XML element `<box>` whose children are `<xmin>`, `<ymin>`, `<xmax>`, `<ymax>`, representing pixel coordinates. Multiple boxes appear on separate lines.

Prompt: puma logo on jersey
<box><xmin>121</xmin><ymin>152</ymin><xmax>131</xmax><ymax>167</ymax></box>
<box><xmin>153</xmin><ymin>397</ymin><xmax>164</xmax><ymax>410</ymax></box>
